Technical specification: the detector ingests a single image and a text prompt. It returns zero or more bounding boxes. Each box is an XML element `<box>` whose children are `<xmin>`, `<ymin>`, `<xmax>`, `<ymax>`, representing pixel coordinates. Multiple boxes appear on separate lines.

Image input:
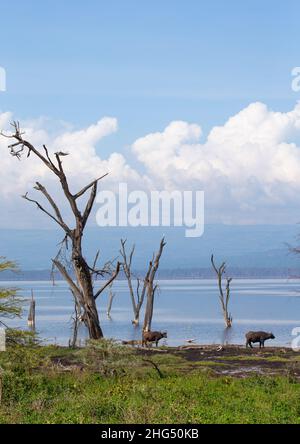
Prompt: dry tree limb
<box><xmin>142</xmin><ymin>358</ymin><xmax>164</xmax><ymax>379</ymax></box>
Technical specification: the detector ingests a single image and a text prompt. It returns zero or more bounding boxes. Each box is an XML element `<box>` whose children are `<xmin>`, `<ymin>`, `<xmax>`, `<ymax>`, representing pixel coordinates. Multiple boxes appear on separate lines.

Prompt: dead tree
<box><xmin>143</xmin><ymin>238</ymin><xmax>166</xmax><ymax>332</ymax></box>
<box><xmin>120</xmin><ymin>239</ymin><xmax>152</xmax><ymax>325</ymax></box>
<box><xmin>69</xmin><ymin>293</ymin><xmax>82</xmax><ymax>348</ymax></box>
<box><xmin>1</xmin><ymin>121</ymin><xmax>120</xmax><ymax>340</ymax></box>
<box><xmin>106</xmin><ymin>283</ymin><xmax>115</xmax><ymax>318</ymax></box>
<box><xmin>211</xmin><ymin>254</ymin><xmax>233</xmax><ymax>328</ymax></box>
<box><xmin>27</xmin><ymin>290</ymin><xmax>36</xmax><ymax>331</ymax></box>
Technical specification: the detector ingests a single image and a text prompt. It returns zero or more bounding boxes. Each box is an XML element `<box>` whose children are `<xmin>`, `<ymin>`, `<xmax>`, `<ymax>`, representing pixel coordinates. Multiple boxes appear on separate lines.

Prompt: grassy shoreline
<box><xmin>0</xmin><ymin>342</ymin><xmax>300</xmax><ymax>424</ymax></box>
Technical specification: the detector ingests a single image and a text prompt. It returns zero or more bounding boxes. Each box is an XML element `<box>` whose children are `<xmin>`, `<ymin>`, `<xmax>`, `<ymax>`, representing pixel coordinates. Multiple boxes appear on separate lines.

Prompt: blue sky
<box><xmin>0</xmin><ymin>0</ymin><xmax>298</xmax><ymax>150</ymax></box>
<box><xmin>1</xmin><ymin>1</ymin><xmax>300</xmax><ymax>228</ymax></box>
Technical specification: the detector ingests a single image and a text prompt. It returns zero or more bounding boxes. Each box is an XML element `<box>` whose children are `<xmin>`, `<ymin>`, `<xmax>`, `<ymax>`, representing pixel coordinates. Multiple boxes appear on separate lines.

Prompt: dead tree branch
<box><xmin>211</xmin><ymin>254</ymin><xmax>233</xmax><ymax>328</ymax></box>
<box><xmin>142</xmin><ymin>358</ymin><xmax>164</xmax><ymax>379</ymax></box>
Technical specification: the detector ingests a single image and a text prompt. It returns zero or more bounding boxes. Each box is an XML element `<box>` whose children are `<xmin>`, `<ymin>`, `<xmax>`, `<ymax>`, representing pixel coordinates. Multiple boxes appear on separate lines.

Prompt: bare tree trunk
<box><xmin>143</xmin><ymin>291</ymin><xmax>152</xmax><ymax>332</ymax></box>
<box><xmin>224</xmin><ymin>277</ymin><xmax>233</xmax><ymax>328</ymax></box>
<box><xmin>106</xmin><ymin>285</ymin><xmax>115</xmax><ymax>318</ymax></box>
<box><xmin>120</xmin><ymin>240</ymin><xmax>138</xmax><ymax>323</ymax></box>
<box><xmin>143</xmin><ymin>238</ymin><xmax>166</xmax><ymax>332</ymax></box>
<box><xmin>27</xmin><ymin>289</ymin><xmax>36</xmax><ymax>331</ymax></box>
<box><xmin>211</xmin><ymin>255</ymin><xmax>233</xmax><ymax>328</ymax></box>
<box><xmin>72</xmin><ymin>240</ymin><xmax>103</xmax><ymax>339</ymax></box>
<box><xmin>69</xmin><ymin>295</ymin><xmax>81</xmax><ymax>348</ymax></box>
<box><xmin>143</xmin><ymin>283</ymin><xmax>158</xmax><ymax>332</ymax></box>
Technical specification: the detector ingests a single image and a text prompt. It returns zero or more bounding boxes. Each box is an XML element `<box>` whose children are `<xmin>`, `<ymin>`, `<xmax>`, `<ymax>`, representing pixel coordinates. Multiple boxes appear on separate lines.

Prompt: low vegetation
<box><xmin>0</xmin><ymin>342</ymin><xmax>300</xmax><ymax>424</ymax></box>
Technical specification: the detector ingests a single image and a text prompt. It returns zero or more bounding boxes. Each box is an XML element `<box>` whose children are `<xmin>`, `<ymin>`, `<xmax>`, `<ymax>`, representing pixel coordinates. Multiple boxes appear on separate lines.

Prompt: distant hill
<box><xmin>0</xmin><ymin>267</ymin><xmax>298</xmax><ymax>281</ymax></box>
<box><xmin>0</xmin><ymin>225</ymin><xmax>299</xmax><ymax>278</ymax></box>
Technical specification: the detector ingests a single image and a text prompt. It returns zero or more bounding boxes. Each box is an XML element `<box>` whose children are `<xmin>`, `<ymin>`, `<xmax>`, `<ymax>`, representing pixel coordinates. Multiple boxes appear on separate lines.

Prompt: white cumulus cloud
<box><xmin>132</xmin><ymin>102</ymin><xmax>300</xmax><ymax>223</ymax></box>
<box><xmin>1</xmin><ymin>102</ymin><xmax>300</xmax><ymax>227</ymax></box>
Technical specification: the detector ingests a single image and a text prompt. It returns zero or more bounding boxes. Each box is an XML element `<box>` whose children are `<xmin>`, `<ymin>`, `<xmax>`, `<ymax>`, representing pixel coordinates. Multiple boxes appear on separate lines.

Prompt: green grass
<box><xmin>0</xmin><ymin>343</ymin><xmax>300</xmax><ymax>424</ymax></box>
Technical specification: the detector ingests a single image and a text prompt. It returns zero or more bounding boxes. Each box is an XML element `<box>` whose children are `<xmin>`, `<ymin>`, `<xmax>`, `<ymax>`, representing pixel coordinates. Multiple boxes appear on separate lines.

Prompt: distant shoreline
<box><xmin>0</xmin><ymin>267</ymin><xmax>299</xmax><ymax>281</ymax></box>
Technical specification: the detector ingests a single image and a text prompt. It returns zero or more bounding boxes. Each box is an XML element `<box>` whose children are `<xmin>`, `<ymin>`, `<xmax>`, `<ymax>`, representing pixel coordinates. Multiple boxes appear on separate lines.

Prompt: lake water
<box><xmin>1</xmin><ymin>279</ymin><xmax>300</xmax><ymax>347</ymax></box>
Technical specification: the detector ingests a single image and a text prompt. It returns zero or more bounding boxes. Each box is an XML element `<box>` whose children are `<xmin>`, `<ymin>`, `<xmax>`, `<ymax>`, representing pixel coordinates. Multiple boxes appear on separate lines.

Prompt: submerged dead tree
<box><xmin>27</xmin><ymin>290</ymin><xmax>36</xmax><ymax>331</ymax></box>
<box><xmin>211</xmin><ymin>254</ymin><xmax>233</xmax><ymax>328</ymax></box>
<box><xmin>120</xmin><ymin>239</ymin><xmax>152</xmax><ymax>325</ymax></box>
<box><xmin>106</xmin><ymin>283</ymin><xmax>115</xmax><ymax>319</ymax></box>
<box><xmin>143</xmin><ymin>238</ymin><xmax>166</xmax><ymax>332</ymax></box>
<box><xmin>1</xmin><ymin>121</ymin><xmax>120</xmax><ymax>339</ymax></box>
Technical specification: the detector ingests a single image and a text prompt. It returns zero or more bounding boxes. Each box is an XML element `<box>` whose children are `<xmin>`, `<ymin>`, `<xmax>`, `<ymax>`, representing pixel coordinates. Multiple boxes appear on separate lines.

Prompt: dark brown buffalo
<box><xmin>245</xmin><ymin>331</ymin><xmax>275</xmax><ymax>348</ymax></box>
<box><xmin>142</xmin><ymin>331</ymin><xmax>167</xmax><ymax>347</ymax></box>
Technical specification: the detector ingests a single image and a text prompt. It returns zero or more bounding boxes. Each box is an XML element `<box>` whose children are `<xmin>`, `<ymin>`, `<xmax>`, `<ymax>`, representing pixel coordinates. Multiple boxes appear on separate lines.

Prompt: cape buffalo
<box><xmin>142</xmin><ymin>331</ymin><xmax>167</xmax><ymax>347</ymax></box>
<box><xmin>245</xmin><ymin>331</ymin><xmax>275</xmax><ymax>348</ymax></box>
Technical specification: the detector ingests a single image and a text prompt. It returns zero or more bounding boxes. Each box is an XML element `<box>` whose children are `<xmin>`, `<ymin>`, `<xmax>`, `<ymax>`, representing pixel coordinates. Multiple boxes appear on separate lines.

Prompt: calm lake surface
<box><xmin>2</xmin><ymin>279</ymin><xmax>300</xmax><ymax>347</ymax></box>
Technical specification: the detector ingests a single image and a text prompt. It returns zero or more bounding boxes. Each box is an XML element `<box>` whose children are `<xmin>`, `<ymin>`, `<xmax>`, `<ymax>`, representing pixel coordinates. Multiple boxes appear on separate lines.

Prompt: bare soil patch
<box><xmin>138</xmin><ymin>344</ymin><xmax>300</xmax><ymax>378</ymax></box>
